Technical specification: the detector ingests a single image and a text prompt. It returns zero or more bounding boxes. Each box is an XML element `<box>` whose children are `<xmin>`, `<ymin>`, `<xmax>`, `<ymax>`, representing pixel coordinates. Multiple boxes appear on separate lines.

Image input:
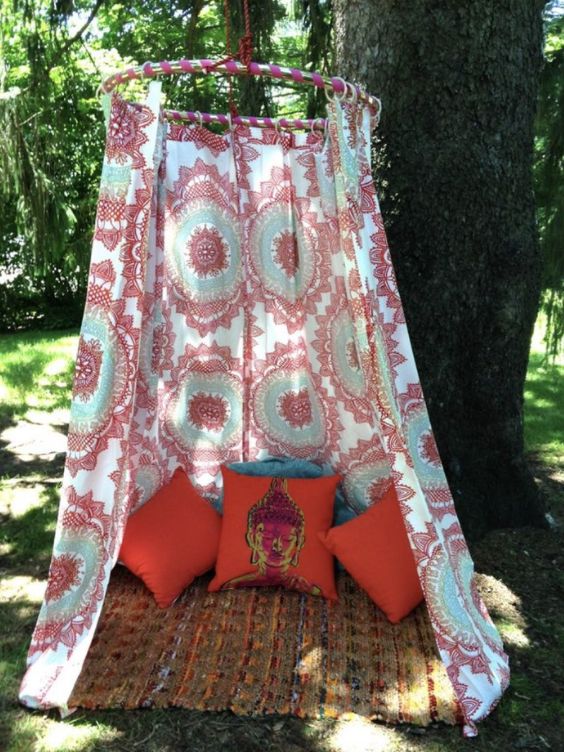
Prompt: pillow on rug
<box><xmin>119</xmin><ymin>467</ymin><xmax>222</xmax><ymax>608</ymax></box>
<box><xmin>319</xmin><ymin>485</ymin><xmax>424</xmax><ymax>622</ymax></box>
<box><xmin>209</xmin><ymin>466</ymin><xmax>340</xmax><ymax>600</ymax></box>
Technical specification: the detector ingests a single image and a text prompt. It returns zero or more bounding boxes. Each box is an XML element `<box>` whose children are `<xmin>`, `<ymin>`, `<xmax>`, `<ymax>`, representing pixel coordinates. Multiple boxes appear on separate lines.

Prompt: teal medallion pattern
<box><xmin>166</xmin><ymin>159</ymin><xmax>243</xmax><ymax>335</ymax></box>
<box><xmin>339</xmin><ymin>439</ymin><xmax>393</xmax><ymax>512</ymax></box>
<box><xmin>249</xmin><ymin>203</ymin><xmax>314</xmax><ymax>304</ymax></box>
<box><xmin>162</xmin><ymin>343</ymin><xmax>243</xmax><ymax>477</ymax></box>
<box><xmin>95</xmin><ymin>162</ymin><xmax>132</xmax><ymax>252</ymax></box>
<box><xmin>313</xmin><ymin>279</ymin><xmax>372</xmax><ymax>424</ymax></box>
<box><xmin>167</xmin><ymin>372</ymin><xmax>242</xmax><ymax>451</ymax></box>
<box><xmin>134</xmin><ymin>464</ymin><xmax>162</xmax><ymax>507</ymax></box>
<box><xmin>31</xmin><ymin>488</ymin><xmax>111</xmax><ymax>655</ymax></box>
<box><xmin>330</xmin><ymin>309</ymin><xmax>365</xmax><ymax>397</ymax></box>
<box><xmin>405</xmin><ymin>406</ymin><xmax>446</xmax><ymax>489</ymax></box>
<box><xmin>252</xmin><ymin>344</ymin><xmax>340</xmax><ymax>460</ymax></box>
<box><xmin>244</xmin><ymin>165</ymin><xmax>332</xmax><ymax>332</ymax></box>
<box><xmin>67</xmin><ymin>304</ymin><xmax>132</xmax><ymax>476</ymax></box>
<box><xmin>443</xmin><ymin>525</ymin><xmax>504</xmax><ymax>653</ymax></box>
<box><xmin>423</xmin><ymin>545</ymin><xmax>477</xmax><ymax>648</ymax></box>
<box><xmin>254</xmin><ymin>371</ymin><xmax>325</xmax><ymax>456</ymax></box>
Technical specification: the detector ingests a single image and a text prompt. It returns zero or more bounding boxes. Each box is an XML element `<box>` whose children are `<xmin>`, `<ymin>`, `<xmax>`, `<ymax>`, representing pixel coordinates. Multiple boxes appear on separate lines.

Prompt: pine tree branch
<box><xmin>50</xmin><ymin>0</ymin><xmax>106</xmax><ymax>69</ymax></box>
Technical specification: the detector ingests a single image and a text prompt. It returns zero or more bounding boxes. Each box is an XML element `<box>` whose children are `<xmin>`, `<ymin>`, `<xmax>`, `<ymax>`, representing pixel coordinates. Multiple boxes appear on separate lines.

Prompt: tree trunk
<box><xmin>333</xmin><ymin>0</ymin><xmax>548</xmax><ymax>539</ymax></box>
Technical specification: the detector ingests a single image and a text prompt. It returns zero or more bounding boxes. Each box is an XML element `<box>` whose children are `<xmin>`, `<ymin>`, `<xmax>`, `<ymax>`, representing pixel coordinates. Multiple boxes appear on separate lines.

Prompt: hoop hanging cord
<box><xmin>202</xmin><ymin>0</ymin><xmax>254</xmax><ymax>117</ymax></box>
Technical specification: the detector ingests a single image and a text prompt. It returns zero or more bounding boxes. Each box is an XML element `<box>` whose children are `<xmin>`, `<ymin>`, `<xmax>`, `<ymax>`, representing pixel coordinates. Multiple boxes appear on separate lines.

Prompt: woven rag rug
<box><xmin>70</xmin><ymin>567</ymin><xmax>462</xmax><ymax>727</ymax></box>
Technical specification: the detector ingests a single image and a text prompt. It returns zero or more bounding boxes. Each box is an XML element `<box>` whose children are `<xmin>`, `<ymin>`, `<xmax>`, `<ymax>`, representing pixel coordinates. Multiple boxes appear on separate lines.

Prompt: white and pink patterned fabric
<box><xmin>19</xmin><ymin>82</ymin><xmax>509</xmax><ymax>735</ymax></box>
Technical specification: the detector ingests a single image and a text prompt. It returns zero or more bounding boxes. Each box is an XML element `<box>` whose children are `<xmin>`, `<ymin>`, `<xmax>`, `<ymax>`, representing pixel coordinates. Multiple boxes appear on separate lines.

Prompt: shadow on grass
<box><xmin>524</xmin><ymin>353</ymin><xmax>564</xmax><ymax>458</ymax></box>
<box><xmin>386</xmin><ymin>528</ymin><xmax>564</xmax><ymax>752</ymax></box>
<box><xmin>0</xmin><ymin>356</ymin><xmax>75</xmax><ymax>418</ymax></box>
<box><xmin>527</xmin><ymin>450</ymin><xmax>564</xmax><ymax>525</ymax></box>
<box><xmin>0</xmin><ymin>329</ymin><xmax>77</xmax><ymax>423</ymax></box>
<box><xmin>2</xmin><ymin>354</ymin><xmax>53</xmax><ymax>405</ymax></box>
<box><xmin>0</xmin><ymin>331</ymin><xmax>75</xmax><ymax>482</ymax></box>
<box><xmin>459</xmin><ymin>525</ymin><xmax>564</xmax><ymax>751</ymax></box>
<box><xmin>3</xmin><ymin>707</ymin><xmax>338</xmax><ymax>752</ymax></box>
<box><xmin>0</xmin><ymin>485</ymin><xmax>59</xmax><ymax>578</ymax></box>
<box><xmin>0</xmin><ymin>450</ymin><xmax>66</xmax><ymax>484</ymax></box>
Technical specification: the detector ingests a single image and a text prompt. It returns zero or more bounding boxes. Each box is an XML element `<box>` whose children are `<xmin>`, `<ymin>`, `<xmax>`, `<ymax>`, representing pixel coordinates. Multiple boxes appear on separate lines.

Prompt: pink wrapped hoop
<box><xmin>99</xmin><ymin>58</ymin><xmax>380</xmax><ymax>114</ymax></box>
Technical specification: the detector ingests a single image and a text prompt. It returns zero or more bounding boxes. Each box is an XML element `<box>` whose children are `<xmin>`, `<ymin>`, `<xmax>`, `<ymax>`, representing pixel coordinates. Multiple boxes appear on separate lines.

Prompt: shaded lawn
<box><xmin>524</xmin><ymin>352</ymin><xmax>564</xmax><ymax>466</ymax></box>
<box><xmin>0</xmin><ymin>329</ymin><xmax>78</xmax><ymax>425</ymax></box>
<box><xmin>0</xmin><ymin>330</ymin><xmax>76</xmax><ymax>481</ymax></box>
<box><xmin>0</xmin><ymin>329</ymin><xmax>563</xmax><ymax>751</ymax></box>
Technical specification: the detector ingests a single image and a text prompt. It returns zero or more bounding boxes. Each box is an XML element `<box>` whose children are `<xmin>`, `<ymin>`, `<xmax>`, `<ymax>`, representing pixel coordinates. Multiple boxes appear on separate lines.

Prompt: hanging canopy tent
<box><xmin>19</xmin><ymin>62</ymin><xmax>509</xmax><ymax>737</ymax></box>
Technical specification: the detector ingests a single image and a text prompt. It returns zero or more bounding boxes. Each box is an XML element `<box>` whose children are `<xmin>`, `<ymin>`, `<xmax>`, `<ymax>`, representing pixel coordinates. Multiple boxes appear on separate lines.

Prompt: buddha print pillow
<box><xmin>209</xmin><ymin>467</ymin><xmax>341</xmax><ymax>600</ymax></box>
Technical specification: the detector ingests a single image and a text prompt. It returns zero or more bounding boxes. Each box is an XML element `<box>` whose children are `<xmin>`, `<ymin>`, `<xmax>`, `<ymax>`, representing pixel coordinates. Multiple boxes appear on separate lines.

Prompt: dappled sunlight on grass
<box><xmin>24</xmin><ymin>407</ymin><xmax>69</xmax><ymax>428</ymax></box>
<box><xmin>530</xmin><ymin>315</ymin><xmax>564</xmax><ymax>367</ymax></box>
<box><xmin>328</xmin><ymin>714</ymin><xmax>397</xmax><ymax>752</ymax></box>
<box><xmin>0</xmin><ymin>484</ymin><xmax>59</xmax><ymax>574</ymax></box>
<box><xmin>524</xmin><ymin>353</ymin><xmax>564</xmax><ymax>465</ymax></box>
<box><xmin>5</xmin><ymin>714</ymin><xmax>122</xmax><ymax>752</ymax></box>
<box><xmin>0</xmin><ymin>484</ymin><xmax>49</xmax><ymax>519</ymax></box>
<box><xmin>475</xmin><ymin>573</ymin><xmax>524</xmax><ymax>622</ymax></box>
<box><xmin>475</xmin><ymin>572</ymin><xmax>531</xmax><ymax>646</ymax></box>
<box><xmin>38</xmin><ymin>718</ymin><xmax>122</xmax><ymax>752</ymax></box>
<box><xmin>44</xmin><ymin>357</ymin><xmax>75</xmax><ymax>379</ymax></box>
<box><xmin>0</xmin><ymin>578</ymin><xmax>46</xmax><ymax>686</ymax></box>
<box><xmin>0</xmin><ymin>575</ymin><xmax>47</xmax><ymax>604</ymax></box>
<box><xmin>471</xmin><ymin>525</ymin><xmax>564</xmax><ymax>749</ymax></box>
<box><xmin>0</xmin><ymin>576</ymin><xmax>46</xmax><ymax>605</ymax></box>
<box><xmin>0</xmin><ymin>330</ymin><xmax>78</xmax><ymax>427</ymax></box>
<box><xmin>0</xmin><ymin>418</ymin><xmax>69</xmax><ymax>466</ymax></box>
<box><xmin>496</xmin><ymin>621</ymin><xmax>530</xmax><ymax>649</ymax></box>
<box><xmin>0</xmin><ymin>330</ymin><xmax>76</xmax><ymax>476</ymax></box>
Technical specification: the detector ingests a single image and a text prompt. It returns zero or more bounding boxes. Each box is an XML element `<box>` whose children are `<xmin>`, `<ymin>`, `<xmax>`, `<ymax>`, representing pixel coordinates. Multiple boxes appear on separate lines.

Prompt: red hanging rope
<box><xmin>202</xmin><ymin>0</ymin><xmax>254</xmax><ymax>117</ymax></box>
<box><xmin>239</xmin><ymin>0</ymin><xmax>253</xmax><ymax>68</ymax></box>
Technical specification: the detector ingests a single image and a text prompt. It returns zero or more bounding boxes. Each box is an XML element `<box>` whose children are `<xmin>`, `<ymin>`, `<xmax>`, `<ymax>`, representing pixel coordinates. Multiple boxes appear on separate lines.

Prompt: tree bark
<box><xmin>333</xmin><ymin>0</ymin><xmax>548</xmax><ymax>539</ymax></box>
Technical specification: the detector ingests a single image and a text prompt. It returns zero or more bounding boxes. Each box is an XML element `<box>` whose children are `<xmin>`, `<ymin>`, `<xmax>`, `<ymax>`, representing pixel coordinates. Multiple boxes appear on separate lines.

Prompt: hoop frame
<box><xmin>99</xmin><ymin>57</ymin><xmax>381</xmax><ymax>116</ymax></box>
<box><xmin>164</xmin><ymin>107</ymin><xmax>328</xmax><ymax>132</ymax></box>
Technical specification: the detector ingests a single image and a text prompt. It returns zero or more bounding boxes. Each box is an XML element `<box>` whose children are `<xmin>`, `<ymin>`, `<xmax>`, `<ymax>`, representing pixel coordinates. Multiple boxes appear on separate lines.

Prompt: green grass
<box><xmin>524</xmin><ymin>316</ymin><xmax>564</xmax><ymax>466</ymax></box>
<box><xmin>524</xmin><ymin>352</ymin><xmax>564</xmax><ymax>466</ymax></box>
<box><xmin>0</xmin><ymin>329</ymin><xmax>78</xmax><ymax>434</ymax></box>
<box><xmin>0</xmin><ymin>326</ymin><xmax>562</xmax><ymax>752</ymax></box>
<box><xmin>0</xmin><ymin>485</ymin><xmax>59</xmax><ymax>572</ymax></box>
<box><xmin>0</xmin><ymin>329</ymin><xmax>80</xmax><ymax>752</ymax></box>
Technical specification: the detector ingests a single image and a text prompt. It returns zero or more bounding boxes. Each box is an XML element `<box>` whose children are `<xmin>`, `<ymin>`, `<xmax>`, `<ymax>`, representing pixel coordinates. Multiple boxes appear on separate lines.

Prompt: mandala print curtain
<box><xmin>19</xmin><ymin>82</ymin><xmax>509</xmax><ymax>734</ymax></box>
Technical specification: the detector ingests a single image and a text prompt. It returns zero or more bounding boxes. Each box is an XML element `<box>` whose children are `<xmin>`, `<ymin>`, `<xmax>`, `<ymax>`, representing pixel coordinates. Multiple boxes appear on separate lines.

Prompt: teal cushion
<box><xmin>225</xmin><ymin>456</ymin><xmax>356</xmax><ymax>527</ymax></box>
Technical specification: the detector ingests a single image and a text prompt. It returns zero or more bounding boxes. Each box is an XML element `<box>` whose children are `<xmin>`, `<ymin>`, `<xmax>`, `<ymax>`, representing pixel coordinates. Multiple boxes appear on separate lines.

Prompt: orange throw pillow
<box><xmin>319</xmin><ymin>485</ymin><xmax>424</xmax><ymax>622</ymax></box>
<box><xmin>209</xmin><ymin>467</ymin><xmax>340</xmax><ymax>600</ymax></box>
<box><xmin>119</xmin><ymin>468</ymin><xmax>222</xmax><ymax>608</ymax></box>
